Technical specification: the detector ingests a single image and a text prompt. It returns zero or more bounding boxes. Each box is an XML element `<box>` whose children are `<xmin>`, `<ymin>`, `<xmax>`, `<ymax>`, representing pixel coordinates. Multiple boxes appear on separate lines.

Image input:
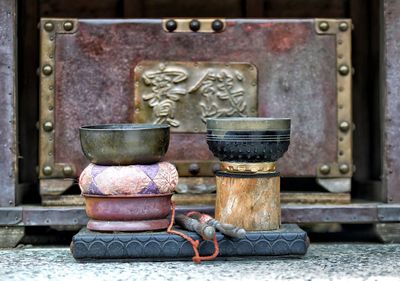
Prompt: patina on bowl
<box><xmin>79</xmin><ymin>124</ymin><xmax>170</xmax><ymax>165</ymax></box>
<box><xmin>83</xmin><ymin>193</ymin><xmax>172</xmax><ymax>221</ymax></box>
<box><xmin>206</xmin><ymin>117</ymin><xmax>291</xmax><ymax>163</ymax></box>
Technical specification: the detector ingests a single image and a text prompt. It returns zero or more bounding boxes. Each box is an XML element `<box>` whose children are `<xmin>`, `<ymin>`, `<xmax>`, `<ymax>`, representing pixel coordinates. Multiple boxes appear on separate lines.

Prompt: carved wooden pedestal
<box><xmin>215</xmin><ymin>172</ymin><xmax>280</xmax><ymax>231</ymax></box>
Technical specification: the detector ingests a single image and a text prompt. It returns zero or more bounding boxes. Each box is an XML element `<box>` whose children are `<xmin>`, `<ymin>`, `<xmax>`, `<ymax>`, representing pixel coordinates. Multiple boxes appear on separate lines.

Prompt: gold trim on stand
<box><xmin>221</xmin><ymin>162</ymin><xmax>276</xmax><ymax>173</ymax></box>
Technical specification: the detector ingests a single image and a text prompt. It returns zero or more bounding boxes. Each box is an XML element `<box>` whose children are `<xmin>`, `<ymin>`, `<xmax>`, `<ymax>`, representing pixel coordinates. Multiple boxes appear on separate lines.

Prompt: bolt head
<box><xmin>339</xmin><ymin>164</ymin><xmax>350</xmax><ymax>174</ymax></box>
<box><xmin>319</xmin><ymin>21</ymin><xmax>330</xmax><ymax>32</ymax></box>
<box><xmin>43</xmin><ymin>166</ymin><xmax>53</xmax><ymax>176</ymax></box>
<box><xmin>339</xmin><ymin>22</ymin><xmax>349</xmax><ymax>32</ymax></box>
<box><xmin>63</xmin><ymin>21</ymin><xmax>74</xmax><ymax>31</ymax></box>
<box><xmin>212</xmin><ymin>19</ymin><xmax>224</xmax><ymax>32</ymax></box>
<box><xmin>212</xmin><ymin>163</ymin><xmax>221</xmax><ymax>174</ymax></box>
<box><xmin>320</xmin><ymin>164</ymin><xmax>331</xmax><ymax>175</ymax></box>
<box><xmin>338</xmin><ymin>64</ymin><xmax>350</xmax><ymax>76</ymax></box>
<box><xmin>339</xmin><ymin>121</ymin><xmax>350</xmax><ymax>132</ymax></box>
<box><xmin>44</xmin><ymin>21</ymin><xmax>54</xmax><ymax>32</ymax></box>
<box><xmin>63</xmin><ymin>165</ymin><xmax>73</xmax><ymax>176</ymax></box>
<box><xmin>42</xmin><ymin>64</ymin><xmax>53</xmax><ymax>76</ymax></box>
<box><xmin>43</xmin><ymin>121</ymin><xmax>53</xmax><ymax>132</ymax></box>
<box><xmin>188</xmin><ymin>163</ymin><xmax>200</xmax><ymax>175</ymax></box>
<box><xmin>165</xmin><ymin>19</ymin><xmax>177</xmax><ymax>32</ymax></box>
<box><xmin>189</xmin><ymin>19</ymin><xmax>201</xmax><ymax>32</ymax></box>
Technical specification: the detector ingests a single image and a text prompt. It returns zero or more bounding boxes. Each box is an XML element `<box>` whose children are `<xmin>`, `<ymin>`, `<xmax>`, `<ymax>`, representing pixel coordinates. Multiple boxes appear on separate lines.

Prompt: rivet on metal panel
<box><xmin>188</xmin><ymin>163</ymin><xmax>200</xmax><ymax>175</ymax></box>
<box><xmin>319</xmin><ymin>164</ymin><xmax>331</xmax><ymax>175</ymax></box>
<box><xmin>63</xmin><ymin>165</ymin><xmax>73</xmax><ymax>176</ymax></box>
<box><xmin>63</xmin><ymin>21</ymin><xmax>74</xmax><ymax>31</ymax></box>
<box><xmin>42</xmin><ymin>166</ymin><xmax>53</xmax><ymax>176</ymax></box>
<box><xmin>339</xmin><ymin>22</ymin><xmax>349</xmax><ymax>32</ymax></box>
<box><xmin>339</xmin><ymin>121</ymin><xmax>350</xmax><ymax>132</ymax></box>
<box><xmin>212</xmin><ymin>163</ymin><xmax>221</xmax><ymax>174</ymax></box>
<box><xmin>44</xmin><ymin>21</ymin><xmax>54</xmax><ymax>32</ymax></box>
<box><xmin>339</xmin><ymin>164</ymin><xmax>350</xmax><ymax>174</ymax></box>
<box><xmin>338</xmin><ymin>64</ymin><xmax>350</xmax><ymax>76</ymax></box>
<box><xmin>165</xmin><ymin>19</ymin><xmax>177</xmax><ymax>32</ymax></box>
<box><xmin>212</xmin><ymin>20</ymin><xmax>224</xmax><ymax>32</ymax></box>
<box><xmin>42</xmin><ymin>64</ymin><xmax>53</xmax><ymax>75</ymax></box>
<box><xmin>318</xmin><ymin>21</ymin><xmax>330</xmax><ymax>32</ymax></box>
<box><xmin>189</xmin><ymin>19</ymin><xmax>201</xmax><ymax>32</ymax></box>
<box><xmin>43</xmin><ymin>121</ymin><xmax>53</xmax><ymax>132</ymax></box>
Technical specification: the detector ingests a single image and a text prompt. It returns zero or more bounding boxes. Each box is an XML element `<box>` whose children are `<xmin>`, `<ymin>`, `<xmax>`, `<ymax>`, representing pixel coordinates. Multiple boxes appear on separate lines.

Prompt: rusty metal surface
<box><xmin>281</xmin><ymin>203</ymin><xmax>379</xmax><ymax>224</ymax></box>
<box><xmin>383</xmin><ymin>0</ymin><xmax>400</xmax><ymax>203</ymax></box>
<box><xmin>2</xmin><ymin>203</ymin><xmax>400</xmax><ymax>226</ymax></box>
<box><xmin>41</xmin><ymin>19</ymin><xmax>344</xmax><ymax>178</ymax></box>
<box><xmin>84</xmin><ymin>194</ymin><xmax>172</xmax><ymax>221</ymax></box>
<box><xmin>134</xmin><ymin>61</ymin><xmax>257</xmax><ymax>132</ymax></box>
<box><xmin>377</xmin><ymin>204</ymin><xmax>400</xmax><ymax>222</ymax></box>
<box><xmin>0</xmin><ymin>207</ymin><xmax>22</xmax><ymax>225</ymax></box>
<box><xmin>22</xmin><ymin>206</ymin><xmax>87</xmax><ymax>226</ymax></box>
<box><xmin>4</xmin><ymin>203</ymin><xmax>400</xmax><ymax>226</ymax></box>
<box><xmin>0</xmin><ymin>0</ymin><xmax>17</xmax><ymax>206</ymax></box>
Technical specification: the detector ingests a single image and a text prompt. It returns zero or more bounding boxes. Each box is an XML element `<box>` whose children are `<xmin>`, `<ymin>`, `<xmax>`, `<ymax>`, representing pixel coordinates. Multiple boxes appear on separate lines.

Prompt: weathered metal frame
<box><xmin>0</xmin><ymin>0</ymin><xmax>18</xmax><ymax>207</ymax></box>
<box><xmin>315</xmin><ymin>19</ymin><xmax>353</xmax><ymax>180</ymax></box>
<box><xmin>1</xmin><ymin>203</ymin><xmax>400</xmax><ymax>226</ymax></box>
<box><xmin>39</xmin><ymin>19</ymin><xmax>78</xmax><ymax>178</ymax></box>
<box><xmin>38</xmin><ymin>18</ymin><xmax>353</xmax><ymax>184</ymax></box>
<box><xmin>381</xmin><ymin>0</ymin><xmax>400</xmax><ymax>203</ymax></box>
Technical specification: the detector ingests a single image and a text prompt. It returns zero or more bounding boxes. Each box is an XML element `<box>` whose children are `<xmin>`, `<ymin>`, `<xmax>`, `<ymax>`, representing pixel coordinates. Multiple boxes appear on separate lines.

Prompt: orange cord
<box><xmin>167</xmin><ymin>202</ymin><xmax>219</xmax><ymax>263</ymax></box>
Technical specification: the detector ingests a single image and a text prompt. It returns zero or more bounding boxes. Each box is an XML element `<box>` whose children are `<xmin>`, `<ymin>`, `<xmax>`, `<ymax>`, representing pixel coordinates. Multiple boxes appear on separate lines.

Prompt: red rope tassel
<box><xmin>167</xmin><ymin>202</ymin><xmax>219</xmax><ymax>263</ymax></box>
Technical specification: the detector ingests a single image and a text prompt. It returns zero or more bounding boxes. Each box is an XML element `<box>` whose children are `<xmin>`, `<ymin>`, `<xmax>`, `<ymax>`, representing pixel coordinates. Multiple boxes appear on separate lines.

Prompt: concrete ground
<box><xmin>0</xmin><ymin>243</ymin><xmax>399</xmax><ymax>281</ymax></box>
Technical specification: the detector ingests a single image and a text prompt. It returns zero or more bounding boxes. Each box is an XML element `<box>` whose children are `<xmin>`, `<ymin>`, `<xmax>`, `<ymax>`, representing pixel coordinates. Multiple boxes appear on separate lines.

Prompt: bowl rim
<box><xmin>79</xmin><ymin>123</ymin><xmax>170</xmax><ymax>131</ymax></box>
<box><xmin>206</xmin><ymin>117</ymin><xmax>291</xmax><ymax>130</ymax></box>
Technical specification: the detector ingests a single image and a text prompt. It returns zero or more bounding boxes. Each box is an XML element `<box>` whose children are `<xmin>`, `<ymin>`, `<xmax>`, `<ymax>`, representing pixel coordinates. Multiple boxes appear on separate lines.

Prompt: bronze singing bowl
<box><xmin>83</xmin><ymin>193</ymin><xmax>172</xmax><ymax>221</ymax></box>
<box><xmin>206</xmin><ymin>117</ymin><xmax>291</xmax><ymax>163</ymax></box>
<box><xmin>79</xmin><ymin>124</ymin><xmax>170</xmax><ymax>165</ymax></box>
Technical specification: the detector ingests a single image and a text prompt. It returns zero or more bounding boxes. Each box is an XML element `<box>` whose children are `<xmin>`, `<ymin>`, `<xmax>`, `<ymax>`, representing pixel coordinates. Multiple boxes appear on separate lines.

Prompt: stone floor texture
<box><xmin>0</xmin><ymin>243</ymin><xmax>399</xmax><ymax>281</ymax></box>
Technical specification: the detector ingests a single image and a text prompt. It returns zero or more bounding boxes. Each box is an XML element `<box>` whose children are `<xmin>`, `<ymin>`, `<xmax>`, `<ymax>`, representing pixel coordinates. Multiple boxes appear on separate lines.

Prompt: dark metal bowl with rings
<box><xmin>79</xmin><ymin>123</ymin><xmax>170</xmax><ymax>165</ymax></box>
<box><xmin>206</xmin><ymin>117</ymin><xmax>291</xmax><ymax>162</ymax></box>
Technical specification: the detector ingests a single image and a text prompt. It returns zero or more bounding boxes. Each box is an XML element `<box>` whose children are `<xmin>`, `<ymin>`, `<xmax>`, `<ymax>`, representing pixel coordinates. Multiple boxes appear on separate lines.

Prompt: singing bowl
<box><xmin>83</xmin><ymin>193</ymin><xmax>172</xmax><ymax>221</ymax></box>
<box><xmin>79</xmin><ymin>124</ymin><xmax>170</xmax><ymax>165</ymax></box>
<box><xmin>206</xmin><ymin>117</ymin><xmax>291</xmax><ymax>162</ymax></box>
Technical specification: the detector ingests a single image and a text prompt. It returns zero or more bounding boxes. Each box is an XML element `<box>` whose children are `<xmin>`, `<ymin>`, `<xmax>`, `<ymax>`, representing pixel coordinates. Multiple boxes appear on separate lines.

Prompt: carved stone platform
<box><xmin>70</xmin><ymin>224</ymin><xmax>309</xmax><ymax>261</ymax></box>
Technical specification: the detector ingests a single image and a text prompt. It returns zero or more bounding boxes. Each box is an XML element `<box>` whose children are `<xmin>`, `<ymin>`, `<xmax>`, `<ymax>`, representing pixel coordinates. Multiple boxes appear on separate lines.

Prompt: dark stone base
<box><xmin>71</xmin><ymin>224</ymin><xmax>309</xmax><ymax>261</ymax></box>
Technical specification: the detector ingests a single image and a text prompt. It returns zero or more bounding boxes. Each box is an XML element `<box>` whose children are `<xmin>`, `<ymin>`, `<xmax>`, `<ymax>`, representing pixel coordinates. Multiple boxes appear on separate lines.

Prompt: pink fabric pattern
<box><xmin>79</xmin><ymin>162</ymin><xmax>178</xmax><ymax>195</ymax></box>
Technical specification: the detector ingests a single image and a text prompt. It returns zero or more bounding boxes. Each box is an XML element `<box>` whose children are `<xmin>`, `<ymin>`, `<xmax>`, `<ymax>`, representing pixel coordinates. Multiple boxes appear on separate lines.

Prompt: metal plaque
<box><xmin>134</xmin><ymin>61</ymin><xmax>258</xmax><ymax>133</ymax></box>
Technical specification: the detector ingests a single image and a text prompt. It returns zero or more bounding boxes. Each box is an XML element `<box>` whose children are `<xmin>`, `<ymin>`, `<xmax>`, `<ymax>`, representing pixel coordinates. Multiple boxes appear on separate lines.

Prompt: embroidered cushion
<box><xmin>79</xmin><ymin>162</ymin><xmax>178</xmax><ymax>195</ymax></box>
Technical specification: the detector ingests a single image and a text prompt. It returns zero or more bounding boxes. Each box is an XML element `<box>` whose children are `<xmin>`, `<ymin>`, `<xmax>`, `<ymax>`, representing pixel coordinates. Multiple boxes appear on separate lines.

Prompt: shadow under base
<box><xmin>70</xmin><ymin>224</ymin><xmax>309</xmax><ymax>261</ymax></box>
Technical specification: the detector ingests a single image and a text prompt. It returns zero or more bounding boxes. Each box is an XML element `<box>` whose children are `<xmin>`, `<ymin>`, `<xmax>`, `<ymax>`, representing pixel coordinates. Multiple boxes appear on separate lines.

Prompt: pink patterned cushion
<box><xmin>79</xmin><ymin>162</ymin><xmax>178</xmax><ymax>195</ymax></box>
